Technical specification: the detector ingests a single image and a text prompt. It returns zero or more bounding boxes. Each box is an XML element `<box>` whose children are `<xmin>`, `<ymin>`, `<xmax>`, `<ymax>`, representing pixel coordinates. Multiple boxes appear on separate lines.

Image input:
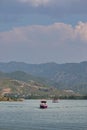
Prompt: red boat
<box><xmin>40</xmin><ymin>100</ymin><xmax>48</xmax><ymax>109</ymax></box>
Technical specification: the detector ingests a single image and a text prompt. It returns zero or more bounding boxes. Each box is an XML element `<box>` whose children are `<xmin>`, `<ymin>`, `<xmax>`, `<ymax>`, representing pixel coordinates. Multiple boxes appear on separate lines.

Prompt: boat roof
<box><xmin>41</xmin><ymin>100</ymin><xmax>47</xmax><ymax>103</ymax></box>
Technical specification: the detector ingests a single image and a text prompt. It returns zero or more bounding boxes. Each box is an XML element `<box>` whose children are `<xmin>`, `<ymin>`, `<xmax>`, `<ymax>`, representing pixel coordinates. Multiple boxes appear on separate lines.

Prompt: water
<box><xmin>0</xmin><ymin>100</ymin><xmax>87</xmax><ymax>130</ymax></box>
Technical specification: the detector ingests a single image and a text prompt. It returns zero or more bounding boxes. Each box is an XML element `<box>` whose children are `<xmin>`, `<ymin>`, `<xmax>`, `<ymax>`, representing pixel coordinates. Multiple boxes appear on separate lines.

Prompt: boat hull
<box><xmin>40</xmin><ymin>104</ymin><xmax>48</xmax><ymax>109</ymax></box>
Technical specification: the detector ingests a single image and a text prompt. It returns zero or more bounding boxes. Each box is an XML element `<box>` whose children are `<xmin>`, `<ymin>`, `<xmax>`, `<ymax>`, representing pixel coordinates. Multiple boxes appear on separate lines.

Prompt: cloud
<box><xmin>0</xmin><ymin>21</ymin><xmax>87</xmax><ymax>63</ymax></box>
<box><xmin>0</xmin><ymin>22</ymin><xmax>87</xmax><ymax>47</ymax></box>
<box><xmin>1</xmin><ymin>1</ymin><xmax>87</xmax><ymax>63</ymax></box>
<box><xmin>75</xmin><ymin>22</ymin><xmax>87</xmax><ymax>42</ymax></box>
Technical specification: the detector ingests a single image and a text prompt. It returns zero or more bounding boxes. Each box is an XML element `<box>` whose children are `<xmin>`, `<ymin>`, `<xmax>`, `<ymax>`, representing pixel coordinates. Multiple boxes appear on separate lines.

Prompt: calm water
<box><xmin>0</xmin><ymin>100</ymin><xmax>87</xmax><ymax>130</ymax></box>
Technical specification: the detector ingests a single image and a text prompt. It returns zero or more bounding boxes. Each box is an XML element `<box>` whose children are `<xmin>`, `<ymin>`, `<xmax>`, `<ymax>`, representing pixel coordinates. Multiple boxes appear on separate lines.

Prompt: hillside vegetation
<box><xmin>0</xmin><ymin>78</ymin><xmax>79</xmax><ymax>99</ymax></box>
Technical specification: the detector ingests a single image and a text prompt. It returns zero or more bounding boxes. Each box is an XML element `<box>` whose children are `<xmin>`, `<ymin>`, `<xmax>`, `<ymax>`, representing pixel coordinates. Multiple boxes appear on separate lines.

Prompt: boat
<box><xmin>52</xmin><ymin>96</ymin><xmax>59</xmax><ymax>103</ymax></box>
<box><xmin>52</xmin><ymin>99</ymin><xmax>58</xmax><ymax>103</ymax></box>
<box><xmin>40</xmin><ymin>100</ymin><xmax>48</xmax><ymax>109</ymax></box>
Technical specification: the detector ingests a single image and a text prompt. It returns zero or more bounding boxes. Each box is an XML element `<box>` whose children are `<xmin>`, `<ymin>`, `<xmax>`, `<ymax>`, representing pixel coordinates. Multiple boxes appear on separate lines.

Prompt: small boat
<box><xmin>40</xmin><ymin>100</ymin><xmax>48</xmax><ymax>109</ymax></box>
<box><xmin>52</xmin><ymin>99</ymin><xmax>58</xmax><ymax>103</ymax></box>
<box><xmin>52</xmin><ymin>96</ymin><xmax>59</xmax><ymax>103</ymax></box>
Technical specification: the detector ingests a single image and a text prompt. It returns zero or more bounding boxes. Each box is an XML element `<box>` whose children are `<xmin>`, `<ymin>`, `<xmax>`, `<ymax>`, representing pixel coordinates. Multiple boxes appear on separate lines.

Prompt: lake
<box><xmin>0</xmin><ymin>100</ymin><xmax>87</xmax><ymax>130</ymax></box>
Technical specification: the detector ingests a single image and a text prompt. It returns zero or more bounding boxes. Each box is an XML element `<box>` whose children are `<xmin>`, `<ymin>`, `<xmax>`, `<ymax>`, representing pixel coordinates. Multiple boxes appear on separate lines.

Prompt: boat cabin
<box><xmin>41</xmin><ymin>100</ymin><xmax>47</xmax><ymax>103</ymax></box>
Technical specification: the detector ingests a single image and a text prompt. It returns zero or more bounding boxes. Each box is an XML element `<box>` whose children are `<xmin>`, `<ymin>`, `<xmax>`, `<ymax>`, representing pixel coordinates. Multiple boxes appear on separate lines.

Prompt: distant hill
<box><xmin>0</xmin><ymin>78</ymin><xmax>78</xmax><ymax>99</ymax></box>
<box><xmin>0</xmin><ymin>61</ymin><xmax>87</xmax><ymax>94</ymax></box>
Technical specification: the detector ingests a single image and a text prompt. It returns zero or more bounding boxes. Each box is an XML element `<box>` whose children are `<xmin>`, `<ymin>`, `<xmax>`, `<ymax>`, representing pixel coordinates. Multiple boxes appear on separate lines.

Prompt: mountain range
<box><xmin>0</xmin><ymin>61</ymin><xmax>87</xmax><ymax>94</ymax></box>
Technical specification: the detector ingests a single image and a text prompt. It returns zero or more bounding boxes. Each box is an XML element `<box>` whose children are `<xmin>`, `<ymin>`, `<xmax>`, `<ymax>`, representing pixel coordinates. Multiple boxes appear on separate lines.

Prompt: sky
<box><xmin>0</xmin><ymin>0</ymin><xmax>87</xmax><ymax>64</ymax></box>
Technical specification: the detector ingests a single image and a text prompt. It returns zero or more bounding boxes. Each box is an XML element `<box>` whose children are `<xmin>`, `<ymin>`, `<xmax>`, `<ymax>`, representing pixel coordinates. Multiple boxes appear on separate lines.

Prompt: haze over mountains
<box><xmin>0</xmin><ymin>61</ymin><xmax>87</xmax><ymax>94</ymax></box>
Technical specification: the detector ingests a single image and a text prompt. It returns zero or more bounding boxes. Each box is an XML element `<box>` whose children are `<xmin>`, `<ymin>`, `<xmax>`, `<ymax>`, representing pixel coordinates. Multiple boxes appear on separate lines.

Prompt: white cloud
<box><xmin>1</xmin><ymin>21</ymin><xmax>87</xmax><ymax>63</ymax></box>
<box><xmin>0</xmin><ymin>22</ymin><xmax>87</xmax><ymax>47</ymax></box>
<box><xmin>75</xmin><ymin>22</ymin><xmax>87</xmax><ymax>42</ymax></box>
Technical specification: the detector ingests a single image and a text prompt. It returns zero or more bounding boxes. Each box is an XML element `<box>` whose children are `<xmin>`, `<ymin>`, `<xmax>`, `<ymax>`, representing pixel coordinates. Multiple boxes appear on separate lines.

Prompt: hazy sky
<box><xmin>0</xmin><ymin>0</ymin><xmax>87</xmax><ymax>64</ymax></box>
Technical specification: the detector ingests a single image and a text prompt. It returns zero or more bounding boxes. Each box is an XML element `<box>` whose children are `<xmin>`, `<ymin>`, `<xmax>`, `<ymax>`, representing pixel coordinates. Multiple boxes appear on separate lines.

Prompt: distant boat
<box><xmin>52</xmin><ymin>96</ymin><xmax>59</xmax><ymax>103</ymax></box>
<box><xmin>40</xmin><ymin>100</ymin><xmax>48</xmax><ymax>109</ymax></box>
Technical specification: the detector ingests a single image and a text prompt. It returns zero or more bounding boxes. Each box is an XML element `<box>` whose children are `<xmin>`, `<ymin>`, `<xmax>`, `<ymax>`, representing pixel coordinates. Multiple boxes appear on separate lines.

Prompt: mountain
<box><xmin>0</xmin><ymin>61</ymin><xmax>87</xmax><ymax>94</ymax></box>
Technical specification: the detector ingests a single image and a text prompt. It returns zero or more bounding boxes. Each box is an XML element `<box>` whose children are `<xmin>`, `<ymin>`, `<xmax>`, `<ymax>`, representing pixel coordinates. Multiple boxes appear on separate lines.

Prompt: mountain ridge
<box><xmin>0</xmin><ymin>61</ymin><xmax>87</xmax><ymax>94</ymax></box>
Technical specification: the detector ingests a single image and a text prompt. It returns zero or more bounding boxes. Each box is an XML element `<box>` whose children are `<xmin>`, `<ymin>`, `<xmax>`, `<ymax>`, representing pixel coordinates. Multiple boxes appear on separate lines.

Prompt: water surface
<box><xmin>0</xmin><ymin>100</ymin><xmax>87</xmax><ymax>130</ymax></box>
